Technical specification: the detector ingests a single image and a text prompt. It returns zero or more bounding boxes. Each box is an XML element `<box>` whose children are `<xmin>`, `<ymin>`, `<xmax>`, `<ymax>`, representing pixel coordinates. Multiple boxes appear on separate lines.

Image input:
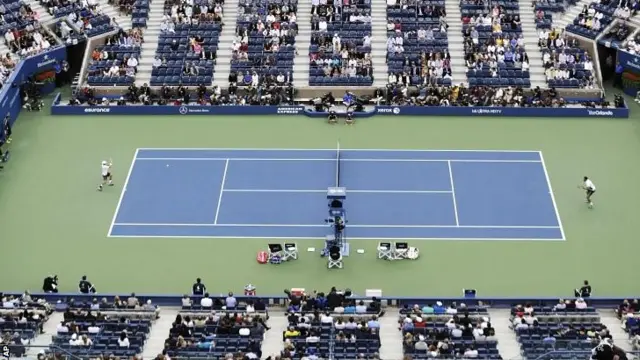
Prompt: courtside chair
<box><xmin>267</xmin><ymin>243</ymin><xmax>283</xmax><ymax>263</ymax></box>
<box><xmin>377</xmin><ymin>242</ymin><xmax>393</xmax><ymax>260</ymax></box>
<box><xmin>393</xmin><ymin>242</ymin><xmax>409</xmax><ymax>260</ymax></box>
<box><xmin>282</xmin><ymin>243</ymin><xmax>298</xmax><ymax>261</ymax></box>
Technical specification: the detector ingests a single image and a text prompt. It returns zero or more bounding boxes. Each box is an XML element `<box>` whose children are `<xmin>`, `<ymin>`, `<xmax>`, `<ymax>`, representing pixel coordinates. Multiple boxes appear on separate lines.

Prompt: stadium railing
<box><xmin>3</xmin><ymin>344</ymin><xmax>83</xmax><ymax>360</ymax></box>
<box><xmin>2</xmin><ymin>292</ymin><xmax>635</xmax><ymax>307</ymax></box>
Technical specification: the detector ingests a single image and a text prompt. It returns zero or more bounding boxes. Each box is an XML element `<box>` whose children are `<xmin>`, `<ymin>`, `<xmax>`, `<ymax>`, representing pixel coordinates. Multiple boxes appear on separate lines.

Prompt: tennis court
<box><xmin>108</xmin><ymin>148</ymin><xmax>564</xmax><ymax>241</ymax></box>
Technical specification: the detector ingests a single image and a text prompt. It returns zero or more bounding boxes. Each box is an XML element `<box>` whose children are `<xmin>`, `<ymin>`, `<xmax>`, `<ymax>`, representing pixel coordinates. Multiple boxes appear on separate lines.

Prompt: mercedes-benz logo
<box><xmin>178</xmin><ymin>106</ymin><xmax>188</xmax><ymax>115</ymax></box>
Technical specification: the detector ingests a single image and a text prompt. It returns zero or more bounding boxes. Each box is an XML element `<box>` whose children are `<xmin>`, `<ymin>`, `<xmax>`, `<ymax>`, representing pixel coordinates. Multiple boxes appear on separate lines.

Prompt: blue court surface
<box><xmin>108</xmin><ymin>148</ymin><xmax>565</xmax><ymax>241</ymax></box>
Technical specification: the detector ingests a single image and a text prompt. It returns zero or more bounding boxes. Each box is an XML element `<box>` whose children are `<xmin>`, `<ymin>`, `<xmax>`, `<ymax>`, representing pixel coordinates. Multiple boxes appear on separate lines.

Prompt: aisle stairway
<box><xmin>135</xmin><ymin>0</ymin><xmax>166</xmax><ymax>85</ymax></box>
<box><xmin>445</xmin><ymin>0</ymin><xmax>466</xmax><ymax>84</ymax></box>
<box><xmin>380</xmin><ymin>309</ymin><xmax>404</xmax><ymax>360</ymax></box>
<box><xmin>24</xmin><ymin>0</ymin><xmax>55</xmax><ymax>24</ymax></box>
<box><xmin>489</xmin><ymin>309</ymin><xmax>523</xmax><ymax>360</ymax></box>
<box><xmin>212</xmin><ymin>0</ymin><xmax>240</xmax><ymax>87</ymax></box>
<box><xmin>370</xmin><ymin>0</ymin><xmax>388</xmax><ymax>88</ymax></box>
<box><xmin>598</xmin><ymin>310</ymin><xmax>635</xmax><ymax>356</ymax></box>
<box><xmin>292</xmin><ymin>0</ymin><xmax>312</xmax><ymax>88</ymax></box>
<box><xmin>554</xmin><ymin>0</ymin><xmax>592</xmax><ymax>29</ymax></box>
<box><xmin>96</xmin><ymin>0</ymin><xmax>132</xmax><ymax>31</ymax></box>
<box><xmin>140</xmin><ymin>308</ymin><xmax>178</xmax><ymax>359</ymax></box>
<box><xmin>518</xmin><ymin>3</ymin><xmax>547</xmax><ymax>88</ymax></box>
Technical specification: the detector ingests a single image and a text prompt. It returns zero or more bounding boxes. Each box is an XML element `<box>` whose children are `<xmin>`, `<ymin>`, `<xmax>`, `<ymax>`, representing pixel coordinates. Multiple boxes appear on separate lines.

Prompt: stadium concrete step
<box><xmin>519</xmin><ymin>5</ymin><xmax>548</xmax><ymax>88</ymax></box>
<box><xmin>211</xmin><ymin>0</ymin><xmax>239</xmax><ymax>87</ymax></box>
<box><xmin>260</xmin><ymin>310</ymin><xmax>289</xmax><ymax>358</ymax></box>
<box><xmin>380</xmin><ymin>309</ymin><xmax>404</xmax><ymax>360</ymax></box>
<box><xmin>26</xmin><ymin>312</ymin><xmax>63</xmax><ymax>357</ymax></box>
<box><xmin>135</xmin><ymin>0</ymin><xmax>165</xmax><ymax>85</ymax></box>
<box><xmin>97</xmin><ymin>1</ymin><xmax>132</xmax><ymax>31</ymax></box>
<box><xmin>488</xmin><ymin>309</ymin><xmax>523</xmax><ymax>360</ymax></box>
<box><xmin>371</xmin><ymin>3</ymin><xmax>388</xmax><ymax>87</ymax></box>
<box><xmin>598</xmin><ymin>310</ymin><xmax>635</xmax><ymax>355</ymax></box>
<box><xmin>24</xmin><ymin>0</ymin><xmax>54</xmax><ymax>24</ymax></box>
<box><xmin>446</xmin><ymin>0</ymin><xmax>468</xmax><ymax>85</ymax></box>
<box><xmin>141</xmin><ymin>308</ymin><xmax>179</xmax><ymax>359</ymax></box>
<box><xmin>293</xmin><ymin>1</ymin><xmax>312</xmax><ymax>87</ymax></box>
<box><xmin>555</xmin><ymin>0</ymin><xmax>592</xmax><ymax>29</ymax></box>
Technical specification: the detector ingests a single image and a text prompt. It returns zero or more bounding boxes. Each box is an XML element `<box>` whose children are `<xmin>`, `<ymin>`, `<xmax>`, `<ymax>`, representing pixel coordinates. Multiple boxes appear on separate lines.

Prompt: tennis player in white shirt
<box><xmin>98</xmin><ymin>159</ymin><xmax>114</xmax><ymax>191</ymax></box>
<box><xmin>580</xmin><ymin>176</ymin><xmax>596</xmax><ymax>208</ymax></box>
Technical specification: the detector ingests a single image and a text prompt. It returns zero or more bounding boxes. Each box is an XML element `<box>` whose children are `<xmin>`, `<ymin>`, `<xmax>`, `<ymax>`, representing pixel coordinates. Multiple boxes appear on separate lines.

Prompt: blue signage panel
<box><xmin>0</xmin><ymin>46</ymin><xmax>67</xmax><ymax>141</ymax></box>
<box><xmin>51</xmin><ymin>100</ymin><xmax>629</xmax><ymax>118</ymax></box>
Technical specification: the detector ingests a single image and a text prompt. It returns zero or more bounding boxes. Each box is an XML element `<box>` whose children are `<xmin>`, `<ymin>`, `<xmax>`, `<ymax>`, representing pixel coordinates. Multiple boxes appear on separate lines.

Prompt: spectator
<box><xmin>201</xmin><ymin>293</ymin><xmax>213</xmax><ymax>308</ymax></box>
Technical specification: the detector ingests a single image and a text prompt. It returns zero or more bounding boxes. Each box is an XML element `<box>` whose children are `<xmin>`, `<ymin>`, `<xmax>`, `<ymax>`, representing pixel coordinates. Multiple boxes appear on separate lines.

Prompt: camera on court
<box><xmin>614</xmin><ymin>94</ymin><xmax>625</xmax><ymax>108</ymax></box>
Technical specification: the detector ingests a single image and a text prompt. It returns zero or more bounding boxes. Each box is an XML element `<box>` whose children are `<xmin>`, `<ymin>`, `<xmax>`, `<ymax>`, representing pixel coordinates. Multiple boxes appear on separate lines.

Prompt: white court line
<box><xmin>108</xmin><ymin>235</ymin><xmax>565</xmax><ymax>241</ymax></box>
<box><xmin>107</xmin><ymin>149</ymin><xmax>139</xmax><ymax>237</ymax></box>
<box><xmin>135</xmin><ymin>157</ymin><xmax>542</xmax><ymax>163</ymax></box>
<box><xmin>137</xmin><ymin>147</ymin><xmax>541</xmax><ymax>153</ymax></box>
<box><xmin>213</xmin><ymin>159</ymin><xmax>229</xmax><ymax>224</ymax></box>
<box><xmin>447</xmin><ymin>160</ymin><xmax>460</xmax><ymax>226</ymax></box>
<box><xmin>538</xmin><ymin>151</ymin><xmax>566</xmax><ymax>240</ymax></box>
<box><xmin>223</xmin><ymin>189</ymin><xmax>452</xmax><ymax>194</ymax></box>
<box><xmin>113</xmin><ymin>223</ymin><xmax>561</xmax><ymax>229</ymax></box>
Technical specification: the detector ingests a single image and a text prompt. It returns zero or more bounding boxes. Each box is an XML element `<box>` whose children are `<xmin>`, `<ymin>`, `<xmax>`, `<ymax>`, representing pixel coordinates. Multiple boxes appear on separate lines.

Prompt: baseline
<box><xmin>107</xmin><ymin>149</ymin><xmax>140</xmax><ymax>237</ymax></box>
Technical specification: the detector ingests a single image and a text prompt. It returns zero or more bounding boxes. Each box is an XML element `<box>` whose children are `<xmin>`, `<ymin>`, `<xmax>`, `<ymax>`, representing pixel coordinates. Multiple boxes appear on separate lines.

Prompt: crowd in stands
<box><xmin>538</xmin><ymin>28</ymin><xmax>597</xmax><ymax>88</ymax></box>
<box><xmin>229</xmin><ymin>0</ymin><xmax>298</xmax><ymax>89</ymax></box>
<box><xmin>533</xmin><ymin>0</ymin><xmax>566</xmax><ymax>29</ymax></box>
<box><xmin>41</xmin><ymin>0</ymin><xmax>117</xmax><ymax>37</ymax></box>
<box><xmin>280</xmin><ymin>288</ymin><xmax>382</xmax><ymax>359</ymax></box>
<box><xmin>400</xmin><ymin>302</ymin><xmax>500</xmax><ymax>359</ymax></box>
<box><xmin>461</xmin><ymin>0</ymin><xmax>532</xmax><ymax>87</ymax></box>
<box><xmin>624</xmin><ymin>32</ymin><xmax>640</xmax><ymax>53</ymax></box>
<box><xmin>599</xmin><ymin>21</ymin><xmax>630</xmax><ymax>47</ymax></box>
<box><xmin>149</xmin><ymin>0</ymin><xmax>223</xmax><ymax>86</ymax></box>
<box><xmin>308</xmin><ymin>0</ymin><xmax>374</xmax><ymax>86</ymax></box>
<box><xmin>0</xmin><ymin>292</ymin><xmax>52</xmax><ymax>357</ymax></box>
<box><xmin>509</xmin><ymin>298</ymin><xmax>628</xmax><ymax>360</ymax></box>
<box><xmin>50</xmin><ymin>294</ymin><xmax>159</xmax><ymax>358</ymax></box>
<box><xmin>87</xmin><ymin>28</ymin><xmax>144</xmax><ymax>85</ymax></box>
<box><xmin>566</xmin><ymin>0</ymin><xmax>631</xmax><ymax>39</ymax></box>
<box><xmin>386</xmin><ymin>0</ymin><xmax>452</xmax><ymax>86</ymax></box>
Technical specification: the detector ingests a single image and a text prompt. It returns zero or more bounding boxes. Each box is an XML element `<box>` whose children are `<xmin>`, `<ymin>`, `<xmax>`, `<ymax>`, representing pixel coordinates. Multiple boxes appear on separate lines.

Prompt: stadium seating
<box><xmin>461</xmin><ymin>0</ymin><xmax>531</xmax><ymax>87</ymax></box>
<box><xmin>165</xmin><ymin>307</ymin><xmax>266</xmax><ymax>359</ymax></box>
<box><xmin>308</xmin><ymin>0</ymin><xmax>373</xmax><ymax>86</ymax></box>
<box><xmin>566</xmin><ymin>3</ymin><xmax>615</xmax><ymax>39</ymax></box>
<box><xmin>533</xmin><ymin>0</ymin><xmax>566</xmax><ymax>29</ymax></box>
<box><xmin>283</xmin><ymin>313</ymin><xmax>381</xmax><ymax>360</ymax></box>
<box><xmin>42</xmin><ymin>0</ymin><xmax>116</xmax><ymax>38</ymax></box>
<box><xmin>149</xmin><ymin>0</ymin><xmax>222</xmax><ymax>86</ymax></box>
<box><xmin>537</xmin><ymin>31</ymin><xmax>596</xmax><ymax>88</ymax></box>
<box><xmin>0</xmin><ymin>294</ymin><xmax>51</xmax><ymax>357</ymax></box>
<box><xmin>0</xmin><ymin>0</ymin><xmax>37</xmax><ymax>33</ymax></box>
<box><xmin>131</xmin><ymin>0</ymin><xmax>149</xmax><ymax>28</ymax></box>
<box><xmin>400</xmin><ymin>303</ymin><xmax>501</xmax><ymax>360</ymax></box>
<box><xmin>386</xmin><ymin>1</ymin><xmax>452</xmax><ymax>86</ymax></box>
<box><xmin>87</xmin><ymin>31</ymin><xmax>143</xmax><ymax>86</ymax></box>
<box><xmin>511</xmin><ymin>302</ymin><xmax>608</xmax><ymax>359</ymax></box>
<box><xmin>228</xmin><ymin>0</ymin><xmax>298</xmax><ymax>87</ymax></box>
<box><xmin>49</xmin><ymin>299</ymin><xmax>158</xmax><ymax>358</ymax></box>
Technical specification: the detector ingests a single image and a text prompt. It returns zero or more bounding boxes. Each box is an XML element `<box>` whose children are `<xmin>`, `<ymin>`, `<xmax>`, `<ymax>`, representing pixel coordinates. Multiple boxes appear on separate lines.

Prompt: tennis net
<box><xmin>335</xmin><ymin>141</ymin><xmax>341</xmax><ymax>187</ymax></box>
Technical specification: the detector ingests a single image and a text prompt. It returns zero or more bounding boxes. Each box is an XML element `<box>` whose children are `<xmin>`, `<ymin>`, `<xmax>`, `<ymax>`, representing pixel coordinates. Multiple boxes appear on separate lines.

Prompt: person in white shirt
<box><xmin>320</xmin><ymin>313</ymin><xmax>333</xmax><ymax>324</ymax></box>
<box><xmin>181</xmin><ymin>295</ymin><xmax>192</xmax><ymax>307</ymax></box>
<box><xmin>580</xmin><ymin>176</ymin><xmax>596</xmax><ymax>208</ymax></box>
<box><xmin>355</xmin><ymin>301</ymin><xmax>367</xmax><ymax>313</ymax></box>
<box><xmin>118</xmin><ymin>332</ymin><xmax>130</xmax><ymax>347</ymax></box>
<box><xmin>464</xmin><ymin>347</ymin><xmax>479</xmax><ymax>358</ymax></box>
<box><xmin>88</xmin><ymin>323</ymin><xmax>101</xmax><ymax>334</ymax></box>
<box><xmin>69</xmin><ymin>333</ymin><xmax>80</xmax><ymax>346</ymax></box>
<box><xmin>225</xmin><ymin>292</ymin><xmax>237</xmax><ymax>308</ymax></box>
<box><xmin>57</xmin><ymin>322</ymin><xmax>69</xmax><ymax>333</ymax></box>
<box><xmin>98</xmin><ymin>160</ymin><xmax>113</xmax><ymax>191</ymax></box>
<box><xmin>575</xmin><ymin>298</ymin><xmax>588</xmax><ymax>309</ymax></box>
<box><xmin>201</xmin><ymin>293</ymin><xmax>213</xmax><ymax>307</ymax></box>
<box><xmin>446</xmin><ymin>305</ymin><xmax>457</xmax><ymax>314</ymax></box>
